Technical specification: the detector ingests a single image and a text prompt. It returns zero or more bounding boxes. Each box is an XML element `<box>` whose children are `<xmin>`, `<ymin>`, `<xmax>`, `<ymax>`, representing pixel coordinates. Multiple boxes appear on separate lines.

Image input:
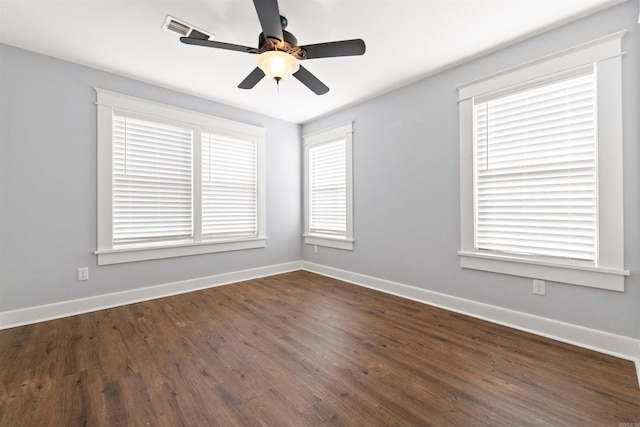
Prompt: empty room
<box><xmin>1</xmin><ymin>0</ymin><xmax>639</xmax><ymax>425</ymax></box>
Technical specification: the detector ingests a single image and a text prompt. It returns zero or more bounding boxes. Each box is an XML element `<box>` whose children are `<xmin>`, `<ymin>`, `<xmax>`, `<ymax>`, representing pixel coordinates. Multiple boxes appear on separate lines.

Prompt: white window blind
<box><xmin>308</xmin><ymin>138</ymin><xmax>347</xmax><ymax>237</ymax></box>
<box><xmin>96</xmin><ymin>89</ymin><xmax>267</xmax><ymax>265</ymax></box>
<box><xmin>112</xmin><ymin>113</ymin><xmax>193</xmax><ymax>246</ymax></box>
<box><xmin>202</xmin><ymin>132</ymin><xmax>258</xmax><ymax>239</ymax></box>
<box><xmin>473</xmin><ymin>71</ymin><xmax>597</xmax><ymax>262</ymax></box>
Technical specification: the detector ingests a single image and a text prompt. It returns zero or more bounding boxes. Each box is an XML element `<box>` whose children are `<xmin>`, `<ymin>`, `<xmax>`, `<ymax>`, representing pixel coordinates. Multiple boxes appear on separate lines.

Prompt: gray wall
<box><xmin>302</xmin><ymin>1</ymin><xmax>640</xmax><ymax>339</ymax></box>
<box><xmin>0</xmin><ymin>43</ymin><xmax>302</xmax><ymax>311</ymax></box>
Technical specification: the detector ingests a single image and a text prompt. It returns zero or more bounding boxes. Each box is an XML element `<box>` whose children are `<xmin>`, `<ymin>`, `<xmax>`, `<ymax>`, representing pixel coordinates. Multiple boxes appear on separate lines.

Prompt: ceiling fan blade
<box><xmin>301</xmin><ymin>39</ymin><xmax>366</xmax><ymax>59</ymax></box>
<box><xmin>180</xmin><ymin>37</ymin><xmax>255</xmax><ymax>53</ymax></box>
<box><xmin>252</xmin><ymin>0</ymin><xmax>284</xmax><ymax>41</ymax></box>
<box><xmin>293</xmin><ymin>65</ymin><xmax>329</xmax><ymax>95</ymax></box>
<box><xmin>238</xmin><ymin>67</ymin><xmax>266</xmax><ymax>89</ymax></box>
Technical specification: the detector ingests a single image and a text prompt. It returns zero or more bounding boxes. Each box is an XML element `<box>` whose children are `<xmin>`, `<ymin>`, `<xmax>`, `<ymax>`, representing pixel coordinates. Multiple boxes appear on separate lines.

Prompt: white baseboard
<box><xmin>301</xmin><ymin>261</ymin><xmax>640</xmax><ymax>387</ymax></box>
<box><xmin>0</xmin><ymin>261</ymin><xmax>302</xmax><ymax>330</ymax></box>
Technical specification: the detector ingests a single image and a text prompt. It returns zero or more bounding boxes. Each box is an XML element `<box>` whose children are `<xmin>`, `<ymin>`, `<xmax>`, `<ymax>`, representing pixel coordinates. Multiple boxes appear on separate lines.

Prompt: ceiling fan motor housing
<box><xmin>258</xmin><ymin>31</ymin><xmax>306</xmax><ymax>59</ymax></box>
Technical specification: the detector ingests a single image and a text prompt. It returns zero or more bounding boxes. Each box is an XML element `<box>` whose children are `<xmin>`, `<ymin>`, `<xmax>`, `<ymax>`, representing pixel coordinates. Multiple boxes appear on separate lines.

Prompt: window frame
<box><xmin>303</xmin><ymin>122</ymin><xmax>354</xmax><ymax>250</ymax></box>
<box><xmin>457</xmin><ymin>31</ymin><xmax>629</xmax><ymax>291</ymax></box>
<box><xmin>95</xmin><ymin>89</ymin><xmax>266</xmax><ymax>265</ymax></box>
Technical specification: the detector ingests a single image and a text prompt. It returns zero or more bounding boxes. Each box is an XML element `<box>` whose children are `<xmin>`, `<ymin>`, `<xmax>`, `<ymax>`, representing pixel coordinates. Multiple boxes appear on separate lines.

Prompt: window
<box><xmin>304</xmin><ymin>122</ymin><xmax>354</xmax><ymax>250</ymax></box>
<box><xmin>96</xmin><ymin>90</ymin><xmax>266</xmax><ymax>265</ymax></box>
<box><xmin>457</xmin><ymin>31</ymin><xmax>628</xmax><ymax>291</ymax></box>
<box><xmin>112</xmin><ymin>113</ymin><xmax>194</xmax><ymax>247</ymax></box>
<box><xmin>474</xmin><ymin>71</ymin><xmax>597</xmax><ymax>262</ymax></box>
<box><xmin>201</xmin><ymin>131</ymin><xmax>258</xmax><ymax>240</ymax></box>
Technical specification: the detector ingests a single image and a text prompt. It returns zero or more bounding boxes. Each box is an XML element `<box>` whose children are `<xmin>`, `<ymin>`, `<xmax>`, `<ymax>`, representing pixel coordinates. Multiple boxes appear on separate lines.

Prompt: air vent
<box><xmin>166</xmin><ymin>19</ymin><xmax>189</xmax><ymax>36</ymax></box>
<box><xmin>162</xmin><ymin>15</ymin><xmax>214</xmax><ymax>40</ymax></box>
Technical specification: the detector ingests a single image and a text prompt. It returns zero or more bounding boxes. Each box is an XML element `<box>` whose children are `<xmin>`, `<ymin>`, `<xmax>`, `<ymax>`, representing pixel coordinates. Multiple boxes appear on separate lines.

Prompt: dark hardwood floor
<box><xmin>1</xmin><ymin>270</ymin><xmax>639</xmax><ymax>426</ymax></box>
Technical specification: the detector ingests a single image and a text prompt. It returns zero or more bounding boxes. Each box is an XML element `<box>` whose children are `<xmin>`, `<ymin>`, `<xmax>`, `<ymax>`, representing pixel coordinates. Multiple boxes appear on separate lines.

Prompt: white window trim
<box><xmin>95</xmin><ymin>89</ymin><xmax>266</xmax><ymax>265</ymax></box>
<box><xmin>303</xmin><ymin>122</ymin><xmax>354</xmax><ymax>250</ymax></box>
<box><xmin>457</xmin><ymin>31</ymin><xmax>629</xmax><ymax>291</ymax></box>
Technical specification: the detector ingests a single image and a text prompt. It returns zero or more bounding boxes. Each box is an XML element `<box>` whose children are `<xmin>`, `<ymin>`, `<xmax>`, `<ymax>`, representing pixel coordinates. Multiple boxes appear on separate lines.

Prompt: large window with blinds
<box><xmin>458</xmin><ymin>32</ymin><xmax>628</xmax><ymax>291</ymax></box>
<box><xmin>473</xmin><ymin>71</ymin><xmax>597</xmax><ymax>262</ymax></box>
<box><xmin>96</xmin><ymin>90</ymin><xmax>266</xmax><ymax>265</ymax></box>
<box><xmin>304</xmin><ymin>122</ymin><xmax>354</xmax><ymax>250</ymax></box>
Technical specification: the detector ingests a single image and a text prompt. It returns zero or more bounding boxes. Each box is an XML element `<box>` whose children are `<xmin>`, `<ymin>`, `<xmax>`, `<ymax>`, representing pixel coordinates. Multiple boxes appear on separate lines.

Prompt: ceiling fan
<box><xmin>179</xmin><ymin>0</ymin><xmax>366</xmax><ymax>95</ymax></box>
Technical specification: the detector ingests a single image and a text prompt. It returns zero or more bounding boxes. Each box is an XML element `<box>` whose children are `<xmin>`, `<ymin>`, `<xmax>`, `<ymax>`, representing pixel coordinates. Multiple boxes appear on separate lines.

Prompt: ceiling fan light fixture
<box><xmin>257</xmin><ymin>50</ymin><xmax>299</xmax><ymax>82</ymax></box>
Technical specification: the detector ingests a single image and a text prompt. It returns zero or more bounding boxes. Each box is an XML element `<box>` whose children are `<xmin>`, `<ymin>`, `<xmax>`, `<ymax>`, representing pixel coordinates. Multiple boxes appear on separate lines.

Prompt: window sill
<box><xmin>96</xmin><ymin>238</ymin><xmax>267</xmax><ymax>265</ymax></box>
<box><xmin>459</xmin><ymin>251</ymin><xmax>628</xmax><ymax>292</ymax></box>
<box><xmin>304</xmin><ymin>235</ymin><xmax>354</xmax><ymax>251</ymax></box>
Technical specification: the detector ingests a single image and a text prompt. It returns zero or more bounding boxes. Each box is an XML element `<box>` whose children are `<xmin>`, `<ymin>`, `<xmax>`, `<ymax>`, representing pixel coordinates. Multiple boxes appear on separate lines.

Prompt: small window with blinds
<box><xmin>303</xmin><ymin>122</ymin><xmax>354</xmax><ymax>251</ymax></box>
<box><xmin>308</xmin><ymin>139</ymin><xmax>347</xmax><ymax>237</ymax></box>
<box><xmin>472</xmin><ymin>71</ymin><xmax>597</xmax><ymax>263</ymax></box>
<box><xmin>95</xmin><ymin>89</ymin><xmax>266</xmax><ymax>265</ymax></box>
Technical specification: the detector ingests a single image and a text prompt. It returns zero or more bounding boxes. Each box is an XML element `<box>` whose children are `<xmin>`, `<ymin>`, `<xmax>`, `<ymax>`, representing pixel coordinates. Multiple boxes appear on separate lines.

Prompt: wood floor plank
<box><xmin>1</xmin><ymin>270</ymin><xmax>639</xmax><ymax>426</ymax></box>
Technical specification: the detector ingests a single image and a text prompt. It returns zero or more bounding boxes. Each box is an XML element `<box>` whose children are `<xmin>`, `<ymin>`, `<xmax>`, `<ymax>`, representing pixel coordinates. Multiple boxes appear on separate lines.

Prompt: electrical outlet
<box><xmin>77</xmin><ymin>267</ymin><xmax>89</xmax><ymax>281</ymax></box>
<box><xmin>314</xmin><ymin>245</ymin><xmax>318</xmax><ymax>254</ymax></box>
<box><xmin>533</xmin><ymin>279</ymin><xmax>545</xmax><ymax>296</ymax></box>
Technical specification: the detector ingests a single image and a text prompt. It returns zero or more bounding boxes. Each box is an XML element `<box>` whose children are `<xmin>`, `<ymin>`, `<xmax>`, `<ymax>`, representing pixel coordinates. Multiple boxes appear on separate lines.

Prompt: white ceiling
<box><xmin>0</xmin><ymin>0</ymin><xmax>625</xmax><ymax>123</ymax></box>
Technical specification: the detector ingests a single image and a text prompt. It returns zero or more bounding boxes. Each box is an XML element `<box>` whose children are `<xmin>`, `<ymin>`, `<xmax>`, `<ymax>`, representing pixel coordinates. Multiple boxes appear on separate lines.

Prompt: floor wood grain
<box><xmin>1</xmin><ymin>270</ymin><xmax>639</xmax><ymax>426</ymax></box>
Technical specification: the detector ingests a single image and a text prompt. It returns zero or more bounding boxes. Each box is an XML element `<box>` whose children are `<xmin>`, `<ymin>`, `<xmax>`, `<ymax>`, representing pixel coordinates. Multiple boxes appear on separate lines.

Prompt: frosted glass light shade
<box><xmin>257</xmin><ymin>51</ymin><xmax>300</xmax><ymax>81</ymax></box>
